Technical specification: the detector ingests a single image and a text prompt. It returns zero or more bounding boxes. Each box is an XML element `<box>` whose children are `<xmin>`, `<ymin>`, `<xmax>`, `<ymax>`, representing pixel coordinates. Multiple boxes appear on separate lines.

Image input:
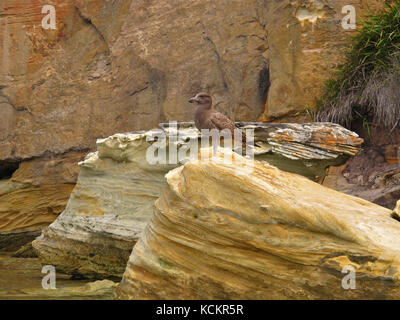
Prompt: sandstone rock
<box><xmin>392</xmin><ymin>200</ymin><xmax>400</xmax><ymax>222</ymax></box>
<box><xmin>33</xmin><ymin>123</ymin><xmax>362</xmax><ymax>278</ymax></box>
<box><xmin>323</xmin><ymin>148</ymin><xmax>400</xmax><ymax>209</ymax></box>
<box><xmin>32</xmin><ymin>131</ymin><xmax>174</xmax><ymax>278</ymax></box>
<box><xmin>0</xmin><ymin>0</ymin><xmax>381</xmax><ymax>254</ymax></box>
<box><xmin>0</xmin><ymin>0</ymin><xmax>270</xmax><ymax>253</ymax></box>
<box><xmin>0</xmin><ymin>153</ymin><xmax>85</xmax><ymax>251</ymax></box>
<box><xmin>12</xmin><ymin>242</ymin><xmax>37</xmax><ymax>258</ymax></box>
<box><xmin>0</xmin><ymin>0</ymin><xmax>381</xmax><ymax>163</ymax></box>
<box><xmin>21</xmin><ymin>279</ymin><xmax>118</xmax><ymax>299</ymax></box>
<box><xmin>259</xmin><ymin>0</ymin><xmax>383</xmax><ymax>121</ymax></box>
<box><xmin>243</xmin><ymin>121</ymin><xmax>363</xmax><ymax>181</ymax></box>
<box><xmin>0</xmin><ymin>252</ymin><xmax>116</xmax><ymax>299</ymax></box>
<box><xmin>384</xmin><ymin>145</ymin><xmax>399</xmax><ymax>164</ymax></box>
<box><xmin>115</xmin><ymin>148</ymin><xmax>400</xmax><ymax>299</ymax></box>
<box><xmin>0</xmin><ymin>0</ymin><xmax>268</xmax><ymax>164</ymax></box>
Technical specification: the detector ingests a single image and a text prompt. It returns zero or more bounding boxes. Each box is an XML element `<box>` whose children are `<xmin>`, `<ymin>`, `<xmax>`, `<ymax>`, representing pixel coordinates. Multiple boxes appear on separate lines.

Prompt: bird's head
<box><xmin>188</xmin><ymin>92</ymin><xmax>212</xmax><ymax>108</ymax></box>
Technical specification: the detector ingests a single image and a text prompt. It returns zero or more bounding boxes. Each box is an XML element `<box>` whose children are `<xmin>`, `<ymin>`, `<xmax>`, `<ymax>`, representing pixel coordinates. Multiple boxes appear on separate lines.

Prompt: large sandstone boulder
<box><xmin>115</xmin><ymin>148</ymin><xmax>400</xmax><ymax>299</ymax></box>
<box><xmin>32</xmin><ymin>122</ymin><xmax>362</xmax><ymax>278</ymax></box>
<box><xmin>0</xmin><ymin>0</ymin><xmax>381</xmax><ymax>252</ymax></box>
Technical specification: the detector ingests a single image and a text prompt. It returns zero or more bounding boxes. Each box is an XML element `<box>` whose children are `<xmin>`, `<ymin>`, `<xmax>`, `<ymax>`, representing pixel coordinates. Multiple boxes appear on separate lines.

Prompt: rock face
<box><xmin>323</xmin><ymin>147</ymin><xmax>400</xmax><ymax>210</ymax></box>
<box><xmin>115</xmin><ymin>148</ymin><xmax>400</xmax><ymax>300</ymax></box>
<box><xmin>258</xmin><ymin>0</ymin><xmax>382</xmax><ymax>121</ymax></box>
<box><xmin>0</xmin><ymin>0</ymin><xmax>382</xmax><ymax>251</ymax></box>
<box><xmin>322</xmin><ymin>119</ymin><xmax>400</xmax><ymax>210</ymax></box>
<box><xmin>0</xmin><ymin>0</ymin><xmax>382</xmax><ymax>160</ymax></box>
<box><xmin>32</xmin><ymin>122</ymin><xmax>362</xmax><ymax>278</ymax></box>
<box><xmin>0</xmin><ymin>252</ymin><xmax>117</xmax><ymax>299</ymax></box>
<box><xmin>0</xmin><ymin>152</ymin><xmax>85</xmax><ymax>251</ymax></box>
<box><xmin>32</xmin><ymin>131</ymin><xmax>176</xmax><ymax>278</ymax></box>
<box><xmin>243</xmin><ymin>121</ymin><xmax>363</xmax><ymax>181</ymax></box>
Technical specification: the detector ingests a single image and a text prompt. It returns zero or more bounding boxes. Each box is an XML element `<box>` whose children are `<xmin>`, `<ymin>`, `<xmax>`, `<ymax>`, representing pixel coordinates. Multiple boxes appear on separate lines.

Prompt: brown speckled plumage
<box><xmin>188</xmin><ymin>92</ymin><xmax>237</xmax><ymax>136</ymax></box>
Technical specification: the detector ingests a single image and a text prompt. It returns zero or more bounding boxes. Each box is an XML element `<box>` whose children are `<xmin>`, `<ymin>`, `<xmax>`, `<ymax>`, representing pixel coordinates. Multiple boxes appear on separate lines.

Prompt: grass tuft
<box><xmin>316</xmin><ymin>0</ymin><xmax>400</xmax><ymax>130</ymax></box>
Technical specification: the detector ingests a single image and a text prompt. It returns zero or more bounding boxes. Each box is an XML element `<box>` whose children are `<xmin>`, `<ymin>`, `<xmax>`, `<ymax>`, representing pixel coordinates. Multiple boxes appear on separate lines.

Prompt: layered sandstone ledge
<box><xmin>0</xmin><ymin>0</ymin><xmax>380</xmax><ymax>251</ymax></box>
<box><xmin>32</xmin><ymin>122</ymin><xmax>362</xmax><ymax>278</ymax></box>
<box><xmin>115</xmin><ymin>148</ymin><xmax>400</xmax><ymax>299</ymax></box>
<box><xmin>0</xmin><ymin>153</ymin><xmax>85</xmax><ymax>251</ymax></box>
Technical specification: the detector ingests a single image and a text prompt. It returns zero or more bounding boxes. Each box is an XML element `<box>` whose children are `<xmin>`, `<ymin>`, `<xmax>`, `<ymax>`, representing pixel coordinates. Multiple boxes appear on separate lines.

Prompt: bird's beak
<box><xmin>188</xmin><ymin>97</ymin><xmax>197</xmax><ymax>103</ymax></box>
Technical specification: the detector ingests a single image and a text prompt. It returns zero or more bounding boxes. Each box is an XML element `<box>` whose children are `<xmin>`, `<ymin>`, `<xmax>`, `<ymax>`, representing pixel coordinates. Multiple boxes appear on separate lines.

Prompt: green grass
<box><xmin>316</xmin><ymin>0</ymin><xmax>400</xmax><ymax>129</ymax></box>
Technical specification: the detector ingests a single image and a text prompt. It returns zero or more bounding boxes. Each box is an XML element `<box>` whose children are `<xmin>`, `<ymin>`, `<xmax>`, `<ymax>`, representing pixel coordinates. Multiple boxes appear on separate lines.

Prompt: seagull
<box><xmin>188</xmin><ymin>92</ymin><xmax>248</xmax><ymax>155</ymax></box>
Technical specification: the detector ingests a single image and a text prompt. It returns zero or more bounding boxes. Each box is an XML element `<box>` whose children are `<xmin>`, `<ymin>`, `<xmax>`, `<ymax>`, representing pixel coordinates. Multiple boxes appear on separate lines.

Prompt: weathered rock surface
<box><xmin>0</xmin><ymin>251</ymin><xmax>118</xmax><ymax>299</ymax></box>
<box><xmin>0</xmin><ymin>1</ymin><xmax>382</xmax><ymax>162</ymax></box>
<box><xmin>258</xmin><ymin>0</ymin><xmax>383</xmax><ymax>121</ymax></box>
<box><xmin>323</xmin><ymin>147</ymin><xmax>400</xmax><ymax>210</ymax></box>
<box><xmin>32</xmin><ymin>131</ymin><xmax>175</xmax><ymax>278</ymax></box>
<box><xmin>321</xmin><ymin>120</ymin><xmax>400</xmax><ymax>210</ymax></box>
<box><xmin>392</xmin><ymin>200</ymin><xmax>400</xmax><ymax>221</ymax></box>
<box><xmin>12</xmin><ymin>242</ymin><xmax>37</xmax><ymax>258</ymax></box>
<box><xmin>248</xmin><ymin>122</ymin><xmax>363</xmax><ymax>181</ymax></box>
<box><xmin>0</xmin><ymin>0</ymin><xmax>382</xmax><ymax>252</ymax></box>
<box><xmin>0</xmin><ymin>152</ymin><xmax>85</xmax><ymax>251</ymax></box>
<box><xmin>21</xmin><ymin>279</ymin><xmax>118</xmax><ymax>299</ymax></box>
<box><xmin>33</xmin><ymin>122</ymin><xmax>362</xmax><ymax>278</ymax></box>
<box><xmin>1</xmin><ymin>0</ymin><xmax>268</xmax><ymax>164</ymax></box>
<box><xmin>115</xmin><ymin>148</ymin><xmax>400</xmax><ymax>300</ymax></box>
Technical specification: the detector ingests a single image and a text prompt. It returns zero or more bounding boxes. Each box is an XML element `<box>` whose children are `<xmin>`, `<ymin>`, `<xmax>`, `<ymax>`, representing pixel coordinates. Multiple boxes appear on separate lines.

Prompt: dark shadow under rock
<box><xmin>324</xmin><ymin>147</ymin><xmax>400</xmax><ymax>209</ymax></box>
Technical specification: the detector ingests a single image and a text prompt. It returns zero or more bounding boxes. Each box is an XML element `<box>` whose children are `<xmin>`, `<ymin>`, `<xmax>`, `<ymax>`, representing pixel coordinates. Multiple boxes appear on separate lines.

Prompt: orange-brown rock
<box><xmin>0</xmin><ymin>0</ymin><xmax>383</xmax><ymax>162</ymax></box>
<box><xmin>0</xmin><ymin>0</ymin><xmax>383</xmax><ymax>253</ymax></box>
<box><xmin>259</xmin><ymin>0</ymin><xmax>383</xmax><ymax>121</ymax></box>
<box><xmin>33</xmin><ymin>123</ymin><xmax>362</xmax><ymax>278</ymax></box>
<box><xmin>115</xmin><ymin>148</ymin><xmax>400</xmax><ymax>299</ymax></box>
<box><xmin>384</xmin><ymin>145</ymin><xmax>399</xmax><ymax>164</ymax></box>
<box><xmin>0</xmin><ymin>153</ymin><xmax>85</xmax><ymax>251</ymax></box>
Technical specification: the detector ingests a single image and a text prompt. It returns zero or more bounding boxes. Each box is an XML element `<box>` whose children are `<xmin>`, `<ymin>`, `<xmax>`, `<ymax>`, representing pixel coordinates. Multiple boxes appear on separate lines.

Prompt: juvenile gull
<box><xmin>188</xmin><ymin>92</ymin><xmax>248</xmax><ymax>154</ymax></box>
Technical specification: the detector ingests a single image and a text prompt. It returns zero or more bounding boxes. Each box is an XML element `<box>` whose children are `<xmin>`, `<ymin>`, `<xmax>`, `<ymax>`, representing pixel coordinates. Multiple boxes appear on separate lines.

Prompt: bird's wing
<box><xmin>209</xmin><ymin>112</ymin><xmax>236</xmax><ymax>132</ymax></box>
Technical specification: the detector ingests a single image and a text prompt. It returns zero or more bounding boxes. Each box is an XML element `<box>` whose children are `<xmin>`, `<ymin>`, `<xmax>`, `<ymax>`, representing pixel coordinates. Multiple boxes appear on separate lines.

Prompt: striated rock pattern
<box><xmin>0</xmin><ymin>1</ymin><xmax>382</xmax><ymax>162</ymax></box>
<box><xmin>0</xmin><ymin>152</ymin><xmax>85</xmax><ymax>251</ymax></box>
<box><xmin>116</xmin><ymin>148</ymin><xmax>400</xmax><ymax>299</ymax></box>
<box><xmin>33</xmin><ymin>122</ymin><xmax>362</xmax><ymax>278</ymax></box>
<box><xmin>33</xmin><ymin>131</ymin><xmax>176</xmax><ymax>278</ymax></box>
<box><xmin>241</xmin><ymin>122</ymin><xmax>363</xmax><ymax>181</ymax></box>
<box><xmin>0</xmin><ymin>0</ymin><xmax>381</xmax><ymax>252</ymax></box>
